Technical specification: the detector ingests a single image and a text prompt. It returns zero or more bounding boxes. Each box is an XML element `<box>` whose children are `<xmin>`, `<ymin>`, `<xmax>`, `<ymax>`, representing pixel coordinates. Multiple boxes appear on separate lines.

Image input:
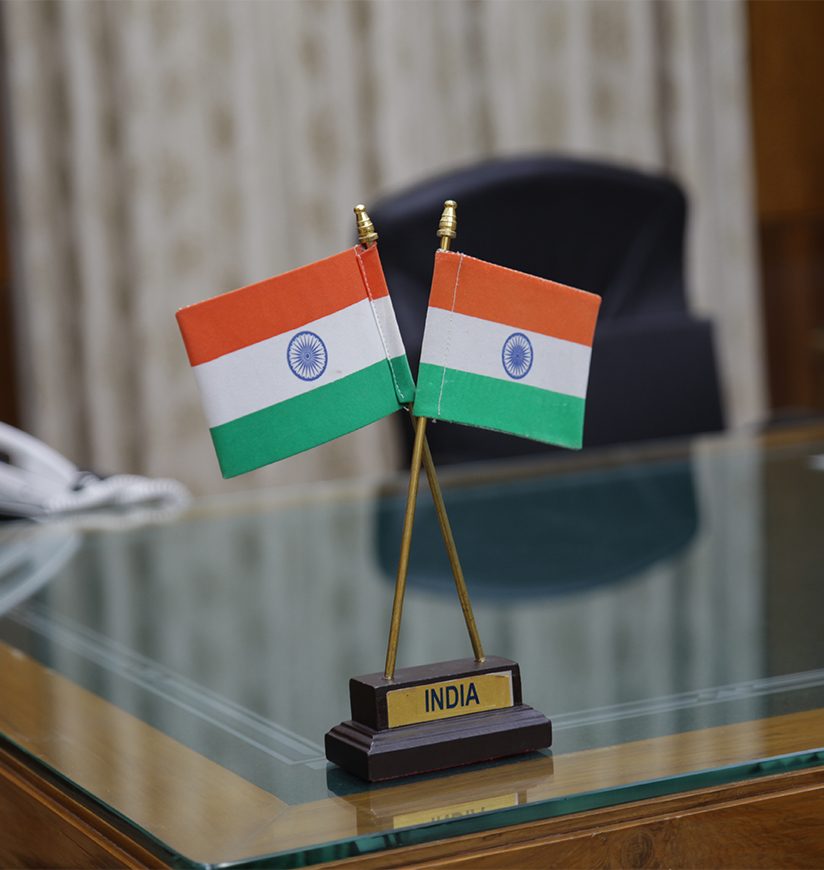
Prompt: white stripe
<box><xmin>354</xmin><ymin>248</ymin><xmax>408</xmax><ymax>400</ymax></box>
<box><xmin>194</xmin><ymin>298</ymin><xmax>390</xmax><ymax>427</ymax></box>
<box><xmin>371</xmin><ymin>295</ymin><xmax>406</xmax><ymax>360</ymax></box>
<box><xmin>420</xmin><ymin>307</ymin><xmax>592</xmax><ymax>399</ymax></box>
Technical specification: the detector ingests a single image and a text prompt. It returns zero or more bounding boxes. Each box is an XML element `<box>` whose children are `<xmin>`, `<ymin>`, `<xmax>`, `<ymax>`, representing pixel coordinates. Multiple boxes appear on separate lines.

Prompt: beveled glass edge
<box><xmin>7</xmin><ymin>725</ymin><xmax>823</xmax><ymax>868</ymax></box>
<box><xmin>213</xmin><ymin>748</ymin><xmax>824</xmax><ymax>869</ymax></box>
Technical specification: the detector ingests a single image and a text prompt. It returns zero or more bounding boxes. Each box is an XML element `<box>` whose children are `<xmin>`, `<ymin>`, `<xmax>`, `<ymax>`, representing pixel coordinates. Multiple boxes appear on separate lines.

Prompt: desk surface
<box><xmin>1</xmin><ymin>426</ymin><xmax>824</xmax><ymax>866</ymax></box>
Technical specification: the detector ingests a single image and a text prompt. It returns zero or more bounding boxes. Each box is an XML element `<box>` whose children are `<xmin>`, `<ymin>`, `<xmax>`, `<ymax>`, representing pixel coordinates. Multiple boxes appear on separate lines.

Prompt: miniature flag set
<box><xmin>177</xmin><ymin>245</ymin><xmax>414</xmax><ymax>478</ymax></box>
<box><xmin>177</xmin><ymin>202</ymin><xmax>601</xmax><ymax>781</ymax></box>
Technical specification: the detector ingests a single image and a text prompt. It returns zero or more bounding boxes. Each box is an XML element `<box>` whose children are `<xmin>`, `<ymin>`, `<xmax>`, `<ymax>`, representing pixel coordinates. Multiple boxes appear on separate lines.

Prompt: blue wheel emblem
<box><xmin>287</xmin><ymin>331</ymin><xmax>328</xmax><ymax>381</ymax></box>
<box><xmin>501</xmin><ymin>332</ymin><xmax>533</xmax><ymax>379</ymax></box>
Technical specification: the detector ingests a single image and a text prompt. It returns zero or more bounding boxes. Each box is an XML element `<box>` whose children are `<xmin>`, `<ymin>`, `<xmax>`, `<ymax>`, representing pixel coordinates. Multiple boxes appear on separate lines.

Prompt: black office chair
<box><xmin>370</xmin><ymin>156</ymin><xmax>725</xmax><ymax>465</ymax></box>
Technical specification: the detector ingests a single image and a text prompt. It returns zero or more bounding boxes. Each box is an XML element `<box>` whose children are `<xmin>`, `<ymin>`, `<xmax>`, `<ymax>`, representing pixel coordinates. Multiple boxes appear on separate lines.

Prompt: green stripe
<box><xmin>389</xmin><ymin>354</ymin><xmax>416</xmax><ymax>405</ymax></box>
<box><xmin>211</xmin><ymin>360</ymin><xmax>403</xmax><ymax>477</ymax></box>
<box><xmin>414</xmin><ymin>363</ymin><xmax>585</xmax><ymax>449</ymax></box>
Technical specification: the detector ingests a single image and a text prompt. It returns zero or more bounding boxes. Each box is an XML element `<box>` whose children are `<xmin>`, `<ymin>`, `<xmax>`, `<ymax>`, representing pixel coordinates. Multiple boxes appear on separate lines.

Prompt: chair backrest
<box><xmin>371</xmin><ymin>156</ymin><xmax>724</xmax><ymax>462</ymax></box>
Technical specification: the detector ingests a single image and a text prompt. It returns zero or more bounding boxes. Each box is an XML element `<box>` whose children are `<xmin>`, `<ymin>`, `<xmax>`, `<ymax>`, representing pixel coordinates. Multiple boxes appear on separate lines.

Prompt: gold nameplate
<box><xmin>386</xmin><ymin>671</ymin><xmax>514</xmax><ymax>728</ymax></box>
<box><xmin>393</xmin><ymin>792</ymin><xmax>519</xmax><ymax>829</ymax></box>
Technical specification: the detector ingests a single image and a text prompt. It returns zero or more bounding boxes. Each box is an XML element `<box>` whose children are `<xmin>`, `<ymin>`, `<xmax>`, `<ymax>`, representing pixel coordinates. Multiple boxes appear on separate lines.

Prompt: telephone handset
<box><xmin>0</xmin><ymin>421</ymin><xmax>189</xmax><ymax>518</ymax></box>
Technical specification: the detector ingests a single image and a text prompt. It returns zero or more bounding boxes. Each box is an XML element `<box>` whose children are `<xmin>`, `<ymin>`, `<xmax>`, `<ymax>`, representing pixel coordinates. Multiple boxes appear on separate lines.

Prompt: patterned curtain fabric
<box><xmin>2</xmin><ymin>0</ymin><xmax>763</xmax><ymax>493</ymax></box>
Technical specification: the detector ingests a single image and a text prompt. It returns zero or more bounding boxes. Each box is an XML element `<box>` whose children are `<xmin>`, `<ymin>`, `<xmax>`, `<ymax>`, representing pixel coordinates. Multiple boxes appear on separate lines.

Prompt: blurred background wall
<box><xmin>1</xmin><ymin>0</ymin><xmax>764</xmax><ymax>494</ymax></box>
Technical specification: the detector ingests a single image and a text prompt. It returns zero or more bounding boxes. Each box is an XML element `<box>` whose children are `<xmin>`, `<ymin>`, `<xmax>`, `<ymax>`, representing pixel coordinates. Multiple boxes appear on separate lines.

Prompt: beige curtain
<box><xmin>3</xmin><ymin>0</ymin><xmax>764</xmax><ymax>494</ymax></box>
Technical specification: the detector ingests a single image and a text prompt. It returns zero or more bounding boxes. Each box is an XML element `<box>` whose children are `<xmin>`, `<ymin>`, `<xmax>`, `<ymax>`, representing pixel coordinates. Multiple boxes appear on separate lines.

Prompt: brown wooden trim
<box><xmin>0</xmin><ymin>641</ymin><xmax>290</xmax><ymax>865</ymax></box>
<box><xmin>749</xmin><ymin>0</ymin><xmax>824</xmax><ymax>413</ymax></box>
<box><xmin>324</xmin><ymin>767</ymin><xmax>824</xmax><ymax>868</ymax></box>
<box><xmin>5</xmin><ymin>732</ymin><xmax>824</xmax><ymax>869</ymax></box>
<box><xmin>0</xmin><ymin>743</ymin><xmax>165</xmax><ymax>869</ymax></box>
<box><xmin>759</xmin><ymin>217</ymin><xmax>824</xmax><ymax>410</ymax></box>
<box><xmin>748</xmin><ymin>0</ymin><xmax>824</xmax><ymax>221</ymax></box>
<box><xmin>3</xmin><ymin>639</ymin><xmax>824</xmax><ymax>865</ymax></box>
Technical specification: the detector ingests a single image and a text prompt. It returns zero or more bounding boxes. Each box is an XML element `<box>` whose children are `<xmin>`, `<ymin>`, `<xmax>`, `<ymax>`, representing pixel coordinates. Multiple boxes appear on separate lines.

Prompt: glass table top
<box><xmin>1</xmin><ymin>425</ymin><xmax>824</xmax><ymax>866</ymax></box>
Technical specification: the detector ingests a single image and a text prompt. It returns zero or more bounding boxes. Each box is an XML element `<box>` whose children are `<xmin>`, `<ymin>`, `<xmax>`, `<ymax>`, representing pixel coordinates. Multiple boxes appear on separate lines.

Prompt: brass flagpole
<box><xmin>325</xmin><ymin>204</ymin><xmax>553</xmax><ymax>781</ymax></box>
<box><xmin>354</xmin><ymin>202</ymin><xmax>485</xmax><ymax>680</ymax></box>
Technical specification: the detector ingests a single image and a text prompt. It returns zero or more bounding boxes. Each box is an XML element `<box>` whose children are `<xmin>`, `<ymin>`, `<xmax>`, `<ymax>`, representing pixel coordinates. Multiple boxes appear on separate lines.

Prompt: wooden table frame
<box><xmin>2</xmin><ymin>641</ymin><xmax>824</xmax><ymax>868</ymax></box>
<box><xmin>3</xmin><ymin>741</ymin><xmax>824</xmax><ymax>868</ymax></box>
<box><xmin>4</xmin><ymin>425</ymin><xmax>824</xmax><ymax>866</ymax></box>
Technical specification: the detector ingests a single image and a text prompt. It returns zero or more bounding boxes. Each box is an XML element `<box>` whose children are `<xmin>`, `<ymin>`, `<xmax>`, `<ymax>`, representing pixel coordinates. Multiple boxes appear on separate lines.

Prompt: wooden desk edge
<box><xmin>3</xmin><ymin>639</ymin><xmax>824</xmax><ymax>866</ymax></box>
<box><xmin>323</xmin><ymin>766</ymin><xmax>824</xmax><ymax>868</ymax></box>
<box><xmin>4</xmin><ymin>743</ymin><xmax>824</xmax><ymax>869</ymax></box>
<box><xmin>0</xmin><ymin>740</ymin><xmax>171</xmax><ymax>869</ymax></box>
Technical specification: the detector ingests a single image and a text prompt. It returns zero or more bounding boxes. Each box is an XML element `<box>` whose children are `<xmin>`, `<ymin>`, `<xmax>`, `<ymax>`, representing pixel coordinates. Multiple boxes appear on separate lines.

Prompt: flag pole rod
<box><xmin>355</xmin><ymin>203</ymin><xmax>485</xmax><ymax>679</ymax></box>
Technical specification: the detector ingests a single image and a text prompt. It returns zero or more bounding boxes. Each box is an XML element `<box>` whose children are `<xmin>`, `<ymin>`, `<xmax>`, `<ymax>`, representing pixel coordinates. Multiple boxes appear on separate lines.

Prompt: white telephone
<box><xmin>0</xmin><ymin>422</ymin><xmax>190</xmax><ymax>519</ymax></box>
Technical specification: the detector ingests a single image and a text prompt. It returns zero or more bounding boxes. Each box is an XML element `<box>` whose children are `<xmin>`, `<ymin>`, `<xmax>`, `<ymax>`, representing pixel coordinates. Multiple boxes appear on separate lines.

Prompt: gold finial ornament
<box><xmin>354</xmin><ymin>204</ymin><xmax>379</xmax><ymax>247</ymax></box>
<box><xmin>437</xmin><ymin>200</ymin><xmax>457</xmax><ymax>250</ymax></box>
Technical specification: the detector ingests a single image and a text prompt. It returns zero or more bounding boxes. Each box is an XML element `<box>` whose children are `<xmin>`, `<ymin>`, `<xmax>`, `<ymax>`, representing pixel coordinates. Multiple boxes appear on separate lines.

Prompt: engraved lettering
<box><xmin>466</xmin><ymin>682</ymin><xmax>480</xmax><ymax>705</ymax></box>
<box><xmin>387</xmin><ymin>671</ymin><xmax>513</xmax><ymax>727</ymax></box>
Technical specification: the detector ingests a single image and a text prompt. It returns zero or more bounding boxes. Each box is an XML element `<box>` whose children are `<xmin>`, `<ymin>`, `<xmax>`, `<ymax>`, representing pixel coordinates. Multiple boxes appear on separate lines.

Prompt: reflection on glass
<box><xmin>1</xmin><ymin>432</ymin><xmax>823</xmax><ymax>850</ymax></box>
<box><xmin>0</xmin><ymin>524</ymin><xmax>79</xmax><ymax>616</ymax></box>
<box><xmin>377</xmin><ymin>458</ymin><xmax>699</xmax><ymax>597</ymax></box>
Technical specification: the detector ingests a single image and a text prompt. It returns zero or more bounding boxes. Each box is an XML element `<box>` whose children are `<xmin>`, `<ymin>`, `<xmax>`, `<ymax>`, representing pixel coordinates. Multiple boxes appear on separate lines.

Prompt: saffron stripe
<box><xmin>414</xmin><ymin>363</ymin><xmax>586</xmax><ymax>450</ymax></box>
<box><xmin>428</xmin><ymin>251</ymin><xmax>600</xmax><ymax>347</ymax></box>
<box><xmin>177</xmin><ymin>247</ymin><xmax>387</xmax><ymax>366</ymax></box>
<box><xmin>210</xmin><ymin>360</ymin><xmax>401</xmax><ymax>478</ymax></box>
<box><xmin>354</xmin><ymin>243</ymin><xmax>391</xmax><ymax>301</ymax></box>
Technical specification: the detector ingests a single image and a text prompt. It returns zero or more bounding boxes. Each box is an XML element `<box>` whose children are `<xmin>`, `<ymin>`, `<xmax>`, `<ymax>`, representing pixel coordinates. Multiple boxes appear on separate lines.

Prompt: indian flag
<box><xmin>177</xmin><ymin>246</ymin><xmax>414</xmax><ymax>477</ymax></box>
<box><xmin>413</xmin><ymin>251</ymin><xmax>600</xmax><ymax>449</ymax></box>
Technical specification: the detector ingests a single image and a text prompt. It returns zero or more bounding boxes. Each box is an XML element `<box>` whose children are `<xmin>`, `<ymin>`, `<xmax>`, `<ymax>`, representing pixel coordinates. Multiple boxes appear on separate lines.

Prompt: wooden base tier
<box><xmin>325</xmin><ymin>704</ymin><xmax>552</xmax><ymax>782</ymax></box>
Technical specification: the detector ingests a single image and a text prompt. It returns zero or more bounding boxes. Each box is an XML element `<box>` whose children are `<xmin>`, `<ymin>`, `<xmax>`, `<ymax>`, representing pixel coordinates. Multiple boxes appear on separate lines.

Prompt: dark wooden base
<box><xmin>325</xmin><ymin>704</ymin><xmax>551</xmax><ymax>782</ymax></box>
<box><xmin>326</xmin><ymin>656</ymin><xmax>551</xmax><ymax>782</ymax></box>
